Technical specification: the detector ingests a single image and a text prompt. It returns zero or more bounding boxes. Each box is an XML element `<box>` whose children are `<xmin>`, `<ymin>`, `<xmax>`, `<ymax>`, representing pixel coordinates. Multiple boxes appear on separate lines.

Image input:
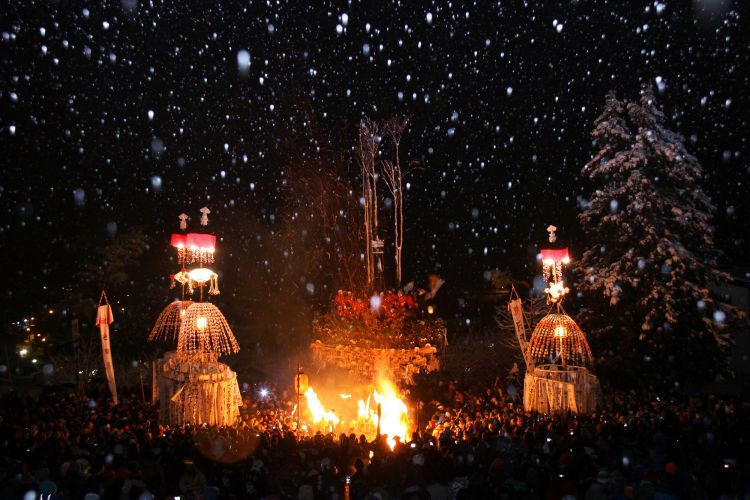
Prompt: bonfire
<box><xmin>301</xmin><ymin>377</ymin><xmax>410</xmax><ymax>450</ymax></box>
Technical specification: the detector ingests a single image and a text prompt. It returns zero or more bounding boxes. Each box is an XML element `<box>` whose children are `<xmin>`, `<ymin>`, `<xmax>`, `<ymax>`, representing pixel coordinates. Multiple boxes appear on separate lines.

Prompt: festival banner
<box><xmin>509</xmin><ymin>292</ymin><xmax>532</xmax><ymax>368</ymax></box>
<box><xmin>96</xmin><ymin>292</ymin><xmax>118</xmax><ymax>405</ymax></box>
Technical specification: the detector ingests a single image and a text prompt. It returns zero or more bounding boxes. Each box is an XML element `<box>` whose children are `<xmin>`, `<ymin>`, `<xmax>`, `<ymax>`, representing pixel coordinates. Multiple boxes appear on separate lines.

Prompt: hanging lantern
<box><xmin>185</xmin><ymin>233</ymin><xmax>216</xmax><ymax>265</ymax></box>
<box><xmin>171</xmin><ymin>234</ymin><xmax>187</xmax><ymax>264</ymax></box>
<box><xmin>170</xmin><ymin>234</ymin><xmax>187</xmax><ymax>247</ymax></box>
<box><xmin>554</xmin><ymin>324</ymin><xmax>567</xmax><ymax>338</ymax></box>
<box><xmin>172</xmin><ymin>233</ymin><xmax>216</xmax><ymax>265</ymax></box>
<box><xmin>185</xmin><ymin>232</ymin><xmax>216</xmax><ymax>249</ymax></box>
<box><xmin>195</xmin><ymin>315</ymin><xmax>208</xmax><ymax>331</ymax></box>
<box><xmin>294</xmin><ymin>371</ymin><xmax>309</xmax><ymax>395</ymax></box>
<box><xmin>540</xmin><ymin>247</ymin><xmax>570</xmax><ymax>303</ymax></box>
<box><xmin>540</xmin><ymin>247</ymin><xmax>570</xmax><ymax>263</ymax></box>
<box><xmin>188</xmin><ymin>267</ymin><xmax>215</xmax><ymax>284</ymax></box>
<box><xmin>541</xmin><ymin>248</ymin><xmax>570</xmax><ymax>282</ymax></box>
<box><xmin>185</xmin><ymin>267</ymin><xmax>221</xmax><ymax>296</ymax></box>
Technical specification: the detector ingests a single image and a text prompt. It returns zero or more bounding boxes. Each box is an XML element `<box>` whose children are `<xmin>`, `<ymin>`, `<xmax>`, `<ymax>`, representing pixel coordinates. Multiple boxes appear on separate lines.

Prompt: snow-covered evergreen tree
<box><xmin>577</xmin><ymin>86</ymin><xmax>743</xmax><ymax>382</ymax></box>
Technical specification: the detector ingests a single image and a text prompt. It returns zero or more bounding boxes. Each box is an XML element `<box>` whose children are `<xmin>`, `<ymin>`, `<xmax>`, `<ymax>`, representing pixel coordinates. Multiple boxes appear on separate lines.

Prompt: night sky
<box><xmin>1</xmin><ymin>1</ymin><xmax>748</xmax><ymax>333</ymax></box>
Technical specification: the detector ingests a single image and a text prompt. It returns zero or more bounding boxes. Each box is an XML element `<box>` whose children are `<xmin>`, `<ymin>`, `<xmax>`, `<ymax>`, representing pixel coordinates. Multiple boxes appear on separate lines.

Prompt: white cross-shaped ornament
<box><xmin>547</xmin><ymin>224</ymin><xmax>557</xmax><ymax>243</ymax></box>
<box><xmin>200</xmin><ymin>206</ymin><xmax>211</xmax><ymax>226</ymax></box>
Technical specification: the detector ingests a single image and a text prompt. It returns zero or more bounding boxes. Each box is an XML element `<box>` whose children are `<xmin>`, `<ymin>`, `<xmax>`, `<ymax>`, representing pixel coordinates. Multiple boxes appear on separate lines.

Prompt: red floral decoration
<box><xmin>333</xmin><ymin>290</ymin><xmax>368</xmax><ymax>320</ymax></box>
<box><xmin>333</xmin><ymin>290</ymin><xmax>418</xmax><ymax>324</ymax></box>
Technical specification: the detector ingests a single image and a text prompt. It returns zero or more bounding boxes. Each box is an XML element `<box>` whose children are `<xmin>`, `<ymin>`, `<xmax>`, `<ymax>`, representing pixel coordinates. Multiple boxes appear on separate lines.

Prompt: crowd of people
<box><xmin>0</xmin><ymin>377</ymin><xmax>748</xmax><ymax>500</ymax></box>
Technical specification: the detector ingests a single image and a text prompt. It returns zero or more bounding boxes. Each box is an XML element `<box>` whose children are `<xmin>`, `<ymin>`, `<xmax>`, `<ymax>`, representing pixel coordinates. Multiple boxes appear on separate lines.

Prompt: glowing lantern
<box><xmin>172</xmin><ymin>268</ymin><xmax>220</xmax><ymax>296</ymax></box>
<box><xmin>540</xmin><ymin>244</ymin><xmax>570</xmax><ymax>303</ymax></box>
<box><xmin>170</xmin><ymin>234</ymin><xmax>187</xmax><ymax>248</ymax></box>
<box><xmin>186</xmin><ymin>232</ymin><xmax>216</xmax><ymax>251</ymax></box>
<box><xmin>172</xmin><ymin>232</ymin><xmax>216</xmax><ymax>265</ymax></box>
<box><xmin>170</xmin><ymin>234</ymin><xmax>188</xmax><ymax>265</ymax></box>
<box><xmin>540</xmin><ymin>248</ymin><xmax>570</xmax><ymax>265</ymax></box>
<box><xmin>294</xmin><ymin>371</ymin><xmax>309</xmax><ymax>395</ymax></box>
<box><xmin>554</xmin><ymin>324</ymin><xmax>567</xmax><ymax>338</ymax></box>
<box><xmin>541</xmin><ymin>247</ymin><xmax>570</xmax><ymax>281</ymax></box>
<box><xmin>195</xmin><ymin>316</ymin><xmax>208</xmax><ymax>331</ymax></box>
<box><xmin>188</xmin><ymin>267</ymin><xmax>215</xmax><ymax>284</ymax></box>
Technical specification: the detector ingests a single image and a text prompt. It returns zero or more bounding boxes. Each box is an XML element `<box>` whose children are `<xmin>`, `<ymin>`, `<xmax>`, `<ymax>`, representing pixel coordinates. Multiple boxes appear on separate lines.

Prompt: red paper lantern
<box><xmin>171</xmin><ymin>233</ymin><xmax>216</xmax><ymax>266</ymax></box>
<box><xmin>186</xmin><ymin>233</ymin><xmax>216</xmax><ymax>251</ymax></box>
<box><xmin>540</xmin><ymin>248</ymin><xmax>570</xmax><ymax>303</ymax></box>
<box><xmin>170</xmin><ymin>234</ymin><xmax>187</xmax><ymax>248</ymax></box>
<box><xmin>540</xmin><ymin>248</ymin><xmax>569</xmax><ymax>263</ymax></box>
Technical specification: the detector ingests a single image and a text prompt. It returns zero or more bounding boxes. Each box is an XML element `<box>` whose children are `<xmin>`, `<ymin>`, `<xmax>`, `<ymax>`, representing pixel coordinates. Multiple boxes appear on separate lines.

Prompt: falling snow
<box><xmin>0</xmin><ymin>1</ymin><xmax>745</xmax><ymax>340</ymax></box>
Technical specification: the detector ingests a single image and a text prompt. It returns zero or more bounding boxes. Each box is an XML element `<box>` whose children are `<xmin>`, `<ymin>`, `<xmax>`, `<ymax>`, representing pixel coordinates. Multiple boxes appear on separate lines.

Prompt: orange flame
<box><xmin>303</xmin><ymin>379</ymin><xmax>409</xmax><ymax>449</ymax></box>
<box><xmin>357</xmin><ymin>378</ymin><xmax>409</xmax><ymax>449</ymax></box>
<box><xmin>304</xmin><ymin>387</ymin><xmax>340</xmax><ymax>425</ymax></box>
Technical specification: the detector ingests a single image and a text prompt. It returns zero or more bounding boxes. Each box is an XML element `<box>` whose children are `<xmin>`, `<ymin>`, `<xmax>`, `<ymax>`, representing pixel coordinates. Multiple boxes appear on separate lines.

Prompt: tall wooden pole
<box><xmin>296</xmin><ymin>364</ymin><xmax>301</xmax><ymax>434</ymax></box>
<box><xmin>376</xmin><ymin>402</ymin><xmax>382</xmax><ymax>437</ymax></box>
<box><xmin>139</xmin><ymin>366</ymin><xmax>146</xmax><ymax>403</ymax></box>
